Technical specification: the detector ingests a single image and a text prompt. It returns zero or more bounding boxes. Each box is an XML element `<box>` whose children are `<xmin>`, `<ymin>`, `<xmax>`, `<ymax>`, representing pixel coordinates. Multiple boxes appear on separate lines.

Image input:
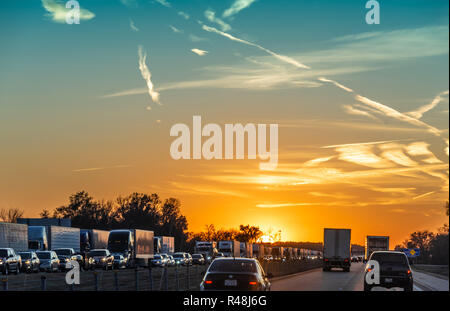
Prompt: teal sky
<box><xmin>0</xmin><ymin>0</ymin><xmax>448</xmax><ymax>244</ymax></box>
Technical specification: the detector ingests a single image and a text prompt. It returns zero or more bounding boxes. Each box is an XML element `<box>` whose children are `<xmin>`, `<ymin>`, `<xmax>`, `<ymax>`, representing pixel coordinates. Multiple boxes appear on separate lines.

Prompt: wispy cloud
<box><xmin>188</xmin><ymin>34</ymin><xmax>207</xmax><ymax>42</ymax></box>
<box><xmin>412</xmin><ymin>191</ymin><xmax>436</xmax><ymax>200</ymax></box>
<box><xmin>178</xmin><ymin>11</ymin><xmax>190</xmax><ymax>20</ymax></box>
<box><xmin>41</xmin><ymin>0</ymin><xmax>95</xmax><ymax>23</ymax></box>
<box><xmin>155</xmin><ymin>0</ymin><xmax>171</xmax><ymax>8</ymax></box>
<box><xmin>343</xmin><ymin>104</ymin><xmax>378</xmax><ymax>121</ymax></box>
<box><xmin>223</xmin><ymin>0</ymin><xmax>258</xmax><ymax>18</ymax></box>
<box><xmin>129</xmin><ymin>19</ymin><xmax>139</xmax><ymax>32</ymax></box>
<box><xmin>191</xmin><ymin>48</ymin><xmax>208</xmax><ymax>56</ymax></box>
<box><xmin>407</xmin><ymin>90</ymin><xmax>449</xmax><ymax>119</ymax></box>
<box><xmin>202</xmin><ymin>25</ymin><xmax>310</xmax><ymax>69</ymax></box>
<box><xmin>205</xmin><ymin>9</ymin><xmax>231</xmax><ymax>32</ymax></box>
<box><xmin>318</xmin><ymin>77</ymin><xmax>353</xmax><ymax>92</ymax></box>
<box><xmin>169</xmin><ymin>25</ymin><xmax>182</xmax><ymax>33</ymax></box>
<box><xmin>120</xmin><ymin>0</ymin><xmax>137</xmax><ymax>7</ymax></box>
<box><xmin>138</xmin><ymin>45</ymin><xmax>161</xmax><ymax>106</ymax></box>
<box><xmin>73</xmin><ymin>164</ymin><xmax>132</xmax><ymax>173</ymax></box>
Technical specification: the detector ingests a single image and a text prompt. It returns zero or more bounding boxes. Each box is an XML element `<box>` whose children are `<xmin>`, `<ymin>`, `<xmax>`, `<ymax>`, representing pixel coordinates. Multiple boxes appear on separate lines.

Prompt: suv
<box><xmin>53</xmin><ymin>248</ymin><xmax>82</xmax><ymax>271</ymax></box>
<box><xmin>18</xmin><ymin>251</ymin><xmax>40</xmax><ymax>273</ymax></box>
<box><xmin>364</xmin><ymin>251</ymin><xmax>413</xmax><ymax>291</ymax></box>
<box><xmin>0</xmin><ymin>248</ymin><xmax>21</xmax><ymax>275</ymax></box>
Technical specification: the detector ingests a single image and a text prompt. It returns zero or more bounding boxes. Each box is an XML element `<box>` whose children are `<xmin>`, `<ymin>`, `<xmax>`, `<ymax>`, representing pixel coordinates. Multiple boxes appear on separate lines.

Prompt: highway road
<box><xmin>271</xmin><ymin>262</ymin><xmax>449</xmax><ymax>291</ymax></box>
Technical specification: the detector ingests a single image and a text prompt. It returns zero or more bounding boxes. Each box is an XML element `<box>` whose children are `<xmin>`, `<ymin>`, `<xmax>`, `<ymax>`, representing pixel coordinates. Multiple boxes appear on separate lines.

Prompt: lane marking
<box><xmin>413</xmin><ymin>285</ymin><xmax>423</xmax><ymax>291</ymax></box>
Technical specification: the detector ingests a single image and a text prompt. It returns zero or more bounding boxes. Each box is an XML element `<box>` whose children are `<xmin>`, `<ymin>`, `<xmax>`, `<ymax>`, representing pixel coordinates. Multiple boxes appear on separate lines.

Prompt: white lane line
<box><xmin>413</xmin><ymin>285</ymin><xmax>423</xmax><ymax>291</ymax></box>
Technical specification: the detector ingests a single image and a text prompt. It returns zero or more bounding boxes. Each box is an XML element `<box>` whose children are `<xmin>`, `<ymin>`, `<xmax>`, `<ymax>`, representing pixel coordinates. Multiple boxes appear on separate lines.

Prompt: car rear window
<box><xmin>371</xmin><ymin>253</ymin><xmax>408</xmax><ymax>264</ymax></box>
<box><xmin>209</xmin><ymin>260</ymin><xmax>257</xmax><ymax>273</ymax></box>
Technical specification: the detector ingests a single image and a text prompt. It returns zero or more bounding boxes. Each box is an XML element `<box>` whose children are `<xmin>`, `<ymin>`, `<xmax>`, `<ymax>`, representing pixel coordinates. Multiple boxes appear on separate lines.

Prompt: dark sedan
<box><xmin>88</xmin><ymin>249</ymin><xmax>114</xmax><ymax>270</ymax></box>
<box><xmin>200</xmin><ymin>258</ymin><xmax>271</xmax><ymax>291</ymax></box>
<box><xmin>17</xmin><ymin>251</ymin><xmax>40</xmax><ymax>273</ymax></box>
<box><xmin>364</xmin><ymin>251</ymin><xmax>413</xmax><ymax>291</ymax></box>
<box><xmin>192</xmin><ymin>254</ymin><xmax>206</xmax><ymax>265</ymax></box>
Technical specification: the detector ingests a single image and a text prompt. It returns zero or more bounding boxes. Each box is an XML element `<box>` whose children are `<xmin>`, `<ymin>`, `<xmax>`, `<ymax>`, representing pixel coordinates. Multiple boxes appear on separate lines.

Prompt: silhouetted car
<box><xmin>200</xmin><ymin>258</ymin><xmax>271</xmax><ymax>291</ymax></box>
<box><xmin>173</xmin><ymin>252</ymin><xmax>189</xmax><ymax>266</ymax></box>
<box><xmin>54</xmin><ymin>248</ymin><xmax>82</xmax><ymax>271</ymax></box>
<box><xmin>151</xmin><ymin>254</ymin><xmax>166</xmax><ymax>267</ymax></box>
<box><xmin>364</xmin><ymin>251</ymin><xmax>413</xmax><ymax>291</ymax></box>
<box><xmin>0</xmin><ymin>248</ymin><xmax>21</xmax><ymax>275</ymax></box>
<box><xmin>167</xmin><ymin>255</ymin><xmax>176</xmax><ymax>266</ymax></box>
<box><xmin>186</xmin><ymin>253</ymin><xmax>193</xmax><ymax>265</ymax></box>
<box><xmin>18</xmin><ymin>251</ymin><xmax>40</xmax><ymax>273</ymax></box>
<box><xmin>192</xmin><ymin>254</ymin><xmax>206</xmax><ymax>265</ymax></box>
<box><xmin>36</xmin><ymin>251</ymin><xmax>60</xmax><ymax>272</ymax></box>
<box><xmin>113</xmin><ymin>253</ymin><xmax>127</xmax><ymax>269</ymax></box>
<box><xmin>88</xmin><ymin>249</ymin><xmax>114</xmax><ymax>270</ymax></box>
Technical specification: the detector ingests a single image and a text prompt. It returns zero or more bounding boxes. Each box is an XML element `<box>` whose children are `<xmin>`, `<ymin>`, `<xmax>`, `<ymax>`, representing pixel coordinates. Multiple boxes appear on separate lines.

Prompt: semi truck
<box><xmin>194</xmin><ymin>241</ymin><xmax>218</xmax><ymax>262</ymax></box>
<box><xmin>323</xmin><ymin>228</ymin><xmax>351</xmax><ymax>272</ymax></box>
<box><xmin>0</xmin><ymin>222</ymin><xmax>28</xmax><ymax>251</ymax></box>
<box><xmin>365</xmin><ymin>236</ymin><xmax>389</xmax><ymax>261</ymax></box>
<box><xmin>272</xmin><ymin>246</ymin><xmax>284</xmax><ymax>260</ymax></box>
<box><xmin>240</xmin><ymin>242</ymin><xmax>253</xmax><ymax>258</ymax></box>
<box><xmin>154</xmin><ymin>236</ymin><xmax>175</xmax><ymax>254</ymax></box>
<box><xmin>80</xmin><ymin>229</ymin><xmax>109</xmax><ymax>254</ymax></box>
<box><xmin>107</xmin><ymin>229</ymin><xmax>154</xmax><ymax>267</ymax></box>
<box><xmin>252</xmin><ymin>244</ymin><xmax>265</xmax><ymax>259</ymax></box>
<box><xmin>47</xmin><ymin>226</ymin><xmax>80</xmax><ymax>253</ymax></box>
<box><xmin>217</xmin><ymin>240</ymin><xmax>240</xmax><ymax>257</ymax></box>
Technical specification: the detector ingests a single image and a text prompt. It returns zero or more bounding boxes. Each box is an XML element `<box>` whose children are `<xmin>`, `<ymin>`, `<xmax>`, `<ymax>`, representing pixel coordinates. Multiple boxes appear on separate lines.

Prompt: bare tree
<box><xmin>0</xmin><ymin>208</ymin><xmax>24</xmax><ymax>223</ymax></box>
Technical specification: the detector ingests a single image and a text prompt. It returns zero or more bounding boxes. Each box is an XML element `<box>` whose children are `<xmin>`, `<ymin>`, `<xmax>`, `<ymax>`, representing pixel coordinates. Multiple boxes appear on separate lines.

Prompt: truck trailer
<box><xmin>107</xmin><ymin>229</ymin><xmax>154</xmax><ymax>267</ymax></box>
<box><xmin>365</xmin><ymin>236</ymin><xmax>389</xmax><ymax>261</ymax></box>
<box><xmin>194</xmin><ymin>241</ymin><xmax>218</xmax><ymax>262</ymax></box>
<box><xmin>323</xmin><ymin>228</ymin><xmax>351</xmax><ymax>272</ymax></box>
<box><xmin>47</xmin><ymin>226</ymin><xmax>80</xmax><ymax>253</ymax></box>
<box><xmin>80</xmin><ymin>229</ymin><xmax>109</xmax><ymax>254</ymax></box>
<box><xmin>0</xmin><ymin>222</ymin><xmax>28</xmax><ymax>252</ymax></box>
<box><xmin>218</xmin><ymin>240</ymin><xmax>240</xmax><ymax>257</ymax></box>
<box><xmin>154</xmin><ymin>236</ymin><xmax>175</xmax><ymax>254</ymax></box>
<box><xmin>252</xmin><ymin>244</ymin><xmax>265</xmax><ymax>259</ymax></box>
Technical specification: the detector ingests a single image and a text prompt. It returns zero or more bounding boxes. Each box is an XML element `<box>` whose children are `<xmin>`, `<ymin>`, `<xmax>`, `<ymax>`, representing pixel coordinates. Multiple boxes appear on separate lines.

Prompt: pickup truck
<box><xmin>0</xmin><ymin>248</ymin><xmax>21</xmax><ymax>275</ymax></box>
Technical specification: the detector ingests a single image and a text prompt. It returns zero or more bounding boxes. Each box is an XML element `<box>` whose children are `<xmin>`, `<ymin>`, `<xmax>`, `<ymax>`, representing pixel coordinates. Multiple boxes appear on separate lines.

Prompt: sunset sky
<box><xmin>0</xmin><ymin>0</ymin><xmax>448</xmax><ymax>246</ymax></box>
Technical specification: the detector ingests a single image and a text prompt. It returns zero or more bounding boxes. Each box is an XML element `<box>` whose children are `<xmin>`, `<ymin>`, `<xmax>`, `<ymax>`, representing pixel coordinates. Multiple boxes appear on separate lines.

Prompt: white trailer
<box><xmin>155</xmin><ymin>236</ymin><xmax>175</xmax><ymax>254</ymax></box>
<box><xmin>365</xmin><ymin>236</ymin><xmax>389</xmax><ymax>260</ymax></box>
<box><xmin>47</xmin><ymin>226</ymin><xmax>80</xmax><ymax>253</ymax></box>
<box><xmin>0</xmin><ymin>222</ymin><xmax>28</xmax><ymax>252</ymax></box>
<box><xmin>323</xmin><ymin>228</ymin><xmax>351</xmax><ymax>272</ymax></box>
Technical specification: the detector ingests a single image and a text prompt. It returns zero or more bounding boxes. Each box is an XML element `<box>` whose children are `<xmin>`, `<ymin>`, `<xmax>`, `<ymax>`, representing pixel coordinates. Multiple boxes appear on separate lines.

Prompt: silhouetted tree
<box><xmin>0</xmin><ymin>208</ymin><xmax>24</xmax><ymax>223</ymax></box>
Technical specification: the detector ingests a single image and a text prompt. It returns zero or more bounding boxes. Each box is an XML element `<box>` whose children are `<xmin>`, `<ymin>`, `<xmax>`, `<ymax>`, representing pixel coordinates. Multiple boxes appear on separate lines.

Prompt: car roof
<box><xmin>90</xmin><ymin>249</ymin><xmax>108</xmax><ymax>251</ymax></box>
<box><xmin>372</xmin><ymin>251</ymin><xmax>405</xmax><ymax>255</ymax></box>
<box><xmin>213</xmin><ymin>257</ymin><xmax>257</xmax><ymax>262</ymax></box>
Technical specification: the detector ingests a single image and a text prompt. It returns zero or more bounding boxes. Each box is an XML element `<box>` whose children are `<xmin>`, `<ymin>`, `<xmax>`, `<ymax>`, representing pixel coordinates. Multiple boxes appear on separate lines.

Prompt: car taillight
<box><xmin>205</xmin><ymin>280</ymin><xmax>213</xmax><ymax>284</ymax></box>
<box><xmin>344</xmin><ymin>259</ymin><xmax>349</xmax><ymax>262</ymax></box>
<box><xmin>249</xmin><ymin>281</ymin><xmax>257</xmax><ymax>285</ymax></box>
<box><xmin>324</xmin><ymin>259</ymin><xmax>328</xmax><ymax>261</ymax></box>
<box><xmin>407</xmin><ymin>270</ymin><xmax>411</xmax><ymax>274</ymax></box>
<box><xmin>366</xmin><ymin>268</ymin><xmax>372</xmax><ymax>272</ymax></box>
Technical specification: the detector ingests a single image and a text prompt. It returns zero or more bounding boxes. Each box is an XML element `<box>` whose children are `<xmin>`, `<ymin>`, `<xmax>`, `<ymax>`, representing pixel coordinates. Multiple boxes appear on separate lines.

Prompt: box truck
<box><xmin>240</xmin><ymin>242</ymin><xmax>253</xmax><ymax>258</ymax></box>
<box><xmin>365</xmin><ymin>236</ymin><xmax>389</xmax><ymax>261</ymax></box>
<box><xmin>323</xmin><ymin>228</ymin><xmax>351</xmax><ymax>272</ymax></box>
<box><xmin>80</xmin><ymin>229</ymin><xmax>109</xmax><ymax>253</ymax></box>
<box><xmin>107</xmin><ymin>229</ymin><xmax>154</xmax><ymax>267</ymax></box>
<box><xmin>272</xmin><ymin>246</ymin><xmax>284</xmax><ymax>260</ymax></box>
<box><xmin>252</xmin><ymin>244</ymin><xmax>265</xmax><ymax>259</ymax></box>
<box><xmin>28</xmin><ymin>226</ymin><xmax>48</xmax><ymax>250</ymax></box>
<box><xmin>194</xmin><ymin>241</ymin><xmax>218</xmax><ymax>262</ymax></box>
<box><xmin>155</xmin><ymin>236</ymin><xmax>175</xmax><ymax>254</ymax></box>
<box><xmin>218</xmin><ymin>240</ymin><xmax>240</xmax><ymax>257</ymax></box>
<box><xmin>0</xmin><ymin>222</ymin><xmax>28</xmax><ymax>251</ymax></box>
<box><xmin>47</xmin><ymin>226</ymin><xmax>80</xmax><ymax>253</ymax></box>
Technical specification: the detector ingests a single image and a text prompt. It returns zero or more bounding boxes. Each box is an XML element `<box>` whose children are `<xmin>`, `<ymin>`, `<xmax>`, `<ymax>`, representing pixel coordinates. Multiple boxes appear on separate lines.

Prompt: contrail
<box><xmin>202</xmin><ymin>25</ymin><xmax>310</xmax><ymax>69</ymax></box>
<box><xmin>407</xmin><ymin>90</ymin><xmax>449</xmax><ymax>119</ymax></box>
<box><xmin>138</xmin><ymin>45</ymin><xmax>161</xmax><ymax>106</ymax></box>
<box><xmin>318</xmin><ymin>77</ymin><xmax>354</xmax><ymax>93</ymax></box>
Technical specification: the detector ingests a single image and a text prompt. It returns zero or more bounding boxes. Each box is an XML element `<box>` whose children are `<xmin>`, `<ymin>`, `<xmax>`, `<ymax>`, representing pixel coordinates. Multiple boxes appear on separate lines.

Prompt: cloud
<box><xmin>130</xmin><ymin>19</ymin><xmax>139</xmax><ymax>32</ymax></box>
<box><xmin>318</xmin><ymin>77</ymin><xmax>354</xmax><ymax>92</ymax></box>
<box><xmin>178</xmin><ymin>11</ymin><xmax>190</xmax><ymax>20</ymax></box>
<box><xmin>120</xmin><ymin>0</ymin><xmax>138</xmax><ymax>7</ymax></box>
<box><xmin>407</xmin><ymin>90</ymin><xmax>449</xmax><ymax>119</ymax></box>
<box><xmin>137</xmin><ymin>45</ymin><xmax>161</xmax><ymax>105</ymax></box>
<box><xmin>256</xmin><ymin>202</ymin><xmax>318</xmax><ymax>208</ymax></box>
<box><xmin>188</xmin><ymin>34</ymin><xmax>207</xmax><ymax>42</ymax></box>
<box><xmin>169</xmin><ymin>25</ymin><xmax>182</xmax><ymax>33</ymax></box>
<box><xmin>73</xmin><ymin>164</ymin><xmax>132</xmax><ymax>173</ymax></box>
<box><xmin>41</xmin><ymin>0</ymin><xmax>95</xmax><ymax>23</ymax></box>
<box><xmin>155</xmin><ymin>0</ymin><xmax>171</xmax><ymax>8</ymax></box>
<box><xmin>412</xmin><ymin>191</ymin><xmax>436</xmax><ymax>200</ymax></box>
<box><xmin>191</xmin><ymin>48</ymin><xmax>208</xmax><ymax>56</ymax></box>
<box><xmin>343</xmin><ymin>104</ymin><xmax>378</xmax><ymax>121</ymax></box>
<box><xmin>223</xmin><ymin>0</ymin><xmax>257</xmax><ymax>18</ymax></box>
<box><xmin>204</xmin><ymin>9</ymin><xmax>231</xmax><ymax>32</ymax></box>
<box><xmin>405</xmin><ymin>142</ymin><xmax>443</xmax><ymax>164</ymax></box>
<box><xmin>202</xmin><ymin>25</ymin><xmax>310</xmax><ymax>69</ymax></box>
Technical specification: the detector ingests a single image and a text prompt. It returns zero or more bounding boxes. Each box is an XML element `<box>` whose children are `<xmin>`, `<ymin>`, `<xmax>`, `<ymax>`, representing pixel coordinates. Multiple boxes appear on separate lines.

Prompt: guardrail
<box><xmin>1</xmin><ymin>264</ymin><xmax>208</xmax><ymax>291</ymax></box>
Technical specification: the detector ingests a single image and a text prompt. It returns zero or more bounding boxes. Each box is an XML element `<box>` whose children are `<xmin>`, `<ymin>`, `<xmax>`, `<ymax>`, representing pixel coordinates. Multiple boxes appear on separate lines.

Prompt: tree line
<box><xmin>42</xmin><ymin>191</ymin><xmax>189</xmax><ymax>251</ymax></box>
<box><xmin>394</xmin><ymin>201</ymin><xmax>449</xmax><ymax>265</ymax></box>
